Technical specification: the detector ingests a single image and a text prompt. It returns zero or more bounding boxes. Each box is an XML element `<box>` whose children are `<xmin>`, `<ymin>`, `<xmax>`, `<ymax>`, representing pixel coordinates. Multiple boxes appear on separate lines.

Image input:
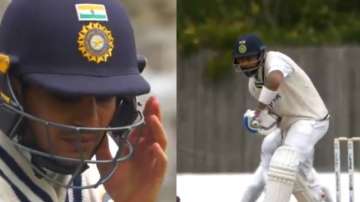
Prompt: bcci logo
<box><xmin>77</xmin><ymin>22</ymin><xmax>114</xmax><ymax>63</ymax></box>
<box><xmin>238</xmin><ymin>40</ymin><xmax>247</xmax><ymax>54</ymax></box>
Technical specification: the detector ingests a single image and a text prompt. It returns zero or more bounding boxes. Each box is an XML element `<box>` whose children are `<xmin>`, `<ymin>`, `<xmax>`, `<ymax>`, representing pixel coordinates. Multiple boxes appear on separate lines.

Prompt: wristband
<box><xmin>258</xmin><ymin>86</ymin><xmax>277</xmax><ymax>105</ymax></box>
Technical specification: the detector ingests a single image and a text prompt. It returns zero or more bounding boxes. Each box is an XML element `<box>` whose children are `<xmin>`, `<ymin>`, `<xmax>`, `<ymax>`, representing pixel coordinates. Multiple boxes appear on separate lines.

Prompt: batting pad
<box><xmin>293</xmin><ymin>175</ymin><xmax>317</xmax><ymax>202</ymax></box>
<box><xmin>263</xmin><ymin>146</ymin><xmax>300</xmax><ymax>202</ymax></box>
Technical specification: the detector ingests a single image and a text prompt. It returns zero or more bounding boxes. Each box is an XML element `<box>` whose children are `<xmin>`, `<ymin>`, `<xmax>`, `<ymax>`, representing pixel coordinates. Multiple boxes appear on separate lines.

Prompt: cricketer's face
<box><xmin>22</xmin><ymin>84</ymin><xmax>117</xmax><ymax>160</ymax></box>
<box><xmin>235</xmin><ymin>56</ymin><xmax>259</xmax><ymax>70</ymax></box>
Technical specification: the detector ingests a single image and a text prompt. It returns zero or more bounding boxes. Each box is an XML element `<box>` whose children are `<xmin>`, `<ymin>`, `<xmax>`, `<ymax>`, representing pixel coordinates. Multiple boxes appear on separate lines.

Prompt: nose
<box><xmin>73</xmin><ymin>96</ymin><xmax>100</xmax><ymax>128</ymax></box>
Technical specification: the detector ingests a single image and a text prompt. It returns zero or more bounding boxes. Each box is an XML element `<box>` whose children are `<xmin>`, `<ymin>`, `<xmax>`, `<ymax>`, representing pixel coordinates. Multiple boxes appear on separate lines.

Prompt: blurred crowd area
<box><xmin>124</xmin><ymin>0</ymin><xmax>176</xmax><ymax>73</ymax></box>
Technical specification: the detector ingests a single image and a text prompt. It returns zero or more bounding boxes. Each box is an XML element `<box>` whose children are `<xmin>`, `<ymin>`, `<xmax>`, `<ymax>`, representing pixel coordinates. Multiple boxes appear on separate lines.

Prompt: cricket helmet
<box><xmin>0</xmin><ymin>0</ymin><xmax>150</xmax><ymax>189</ymax></box>
<box><xmin>232</xmin><ymin>34</ymin><xmax>266</xmax><ymax>77</ymax></box>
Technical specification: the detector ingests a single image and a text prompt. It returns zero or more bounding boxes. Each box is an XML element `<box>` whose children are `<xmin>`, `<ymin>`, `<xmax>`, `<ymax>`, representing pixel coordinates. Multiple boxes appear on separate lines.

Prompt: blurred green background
<box><xmin>178</xmin><ymin>0</ymin><xmax>360</xmax><ymax>80</ymax></box>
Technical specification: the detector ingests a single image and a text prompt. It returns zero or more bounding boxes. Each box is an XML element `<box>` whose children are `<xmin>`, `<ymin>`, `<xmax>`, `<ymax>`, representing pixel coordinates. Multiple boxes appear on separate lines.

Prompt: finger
<box><xmin>95</xmin><ymin>136</ymin><xmax>114</xmax><ymax>175</ymax></box>
<box><xmin>144</xmin><ymin>96</ymin><xmax>162</xmax><ymax>121</ymax></box>
<box><xmin>152</xmin><ymin>143</ymin><xmax>167</xmax><ymax>169</ymax></box>
<box><xmin>135</xmin><ymin>140</ymin><xmax>167</xmax><ymax>171</ymax></box>
<box><xmin>129</xmin><ymin>126</ymin><xmax>145</xmax><ymax>144</ymax></box>
<box><xmin>150</xmin><ymin>143</ymin><xmax>168</xmax><ymax>181</ymax></box>
<box><xmin>95</xmin><ymin>135</ymin><xmax>111</xmax><ymax>160</ymax></box>
<box><xmin>128</xmin><ymin>96</ymin><xmax>160</xmax><ymax>144</ymax></box>
<box><xmin>146</xmin><ymin>114</ymin><xmax>167</xmax><ymax>150</ymax></box>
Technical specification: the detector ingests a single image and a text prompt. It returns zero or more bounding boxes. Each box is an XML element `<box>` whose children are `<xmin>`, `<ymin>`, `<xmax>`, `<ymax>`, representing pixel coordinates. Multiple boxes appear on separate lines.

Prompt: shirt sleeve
<box><xmin>266</xmin><ymin>53</ymin><xmax>293</xmax><ymax>78</ymax></box>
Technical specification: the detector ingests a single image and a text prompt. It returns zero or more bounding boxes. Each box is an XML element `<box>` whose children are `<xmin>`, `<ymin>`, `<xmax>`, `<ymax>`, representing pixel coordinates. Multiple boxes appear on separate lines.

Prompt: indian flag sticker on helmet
<box><xmin>75</xmin><ymin>4</ymin><xmax>108</xmax><ymax>21</ymax></box>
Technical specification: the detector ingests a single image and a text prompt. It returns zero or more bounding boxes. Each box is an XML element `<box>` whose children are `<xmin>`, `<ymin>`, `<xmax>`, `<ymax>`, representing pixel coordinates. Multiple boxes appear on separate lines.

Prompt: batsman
<box><xmin>233</xmin><ymin>34</ymin><xmax>331</xmax><ymax>202</ymax></box>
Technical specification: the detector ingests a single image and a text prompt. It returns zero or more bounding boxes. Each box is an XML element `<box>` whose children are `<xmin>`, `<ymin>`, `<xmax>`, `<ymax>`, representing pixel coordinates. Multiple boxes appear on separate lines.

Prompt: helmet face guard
<box><xmin>0</xmin><ymin>73</ymin><xmax>145</xmax><ymax>190</ymax></box>
<box><xmin>232</xmin><ymin>52</ymin><xmax>265</xmax><ymax>77</ymax></box>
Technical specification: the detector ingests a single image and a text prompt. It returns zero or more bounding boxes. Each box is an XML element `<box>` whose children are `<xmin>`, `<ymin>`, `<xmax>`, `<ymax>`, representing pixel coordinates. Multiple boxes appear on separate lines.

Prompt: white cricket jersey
<box><xmin>0</xmin><ymin>131</ymin><xmax>106</xmax><ymax>202</ymax></box>
<box><xmin>248</xmin><ymin>51</ymin><xmax>328</xmax><ymax>129</ymax></box>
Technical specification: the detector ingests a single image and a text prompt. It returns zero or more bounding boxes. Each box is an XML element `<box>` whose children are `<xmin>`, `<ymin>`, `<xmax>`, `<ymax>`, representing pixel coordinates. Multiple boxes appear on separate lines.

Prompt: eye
<box><xmin>95</xmin><ymin>96</ymin><xmax>114</xmax><ymax>103</ymax></box>
<box><xmin>50</xmin><ymin>92</ymin><xmax>80</xmax><ymax>102</ymax></box>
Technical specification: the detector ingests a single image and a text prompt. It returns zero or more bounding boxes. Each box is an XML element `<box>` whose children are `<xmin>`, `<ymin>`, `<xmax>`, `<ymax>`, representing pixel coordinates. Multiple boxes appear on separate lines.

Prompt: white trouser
<box><xmin>240</xmin><ymin>166</ymin><xmax>265</xmax><ymax>202</ymax></box>
<box><xmin>284</xmin><ymin>119</ymin><xmax>329</xmax><ymax>180</ymax></box>
<box><xmin>241</xmin><ymin>119</ymin><xmax>330</xmax><ymax>201</ymax></box>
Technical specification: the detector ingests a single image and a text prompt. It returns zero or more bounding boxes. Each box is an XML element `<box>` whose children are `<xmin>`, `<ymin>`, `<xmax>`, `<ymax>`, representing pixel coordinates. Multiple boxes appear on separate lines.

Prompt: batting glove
<box><xmin>242</xmin><ymin>109</ymin><xmax>260</xmax><ymax>134</ymax></box>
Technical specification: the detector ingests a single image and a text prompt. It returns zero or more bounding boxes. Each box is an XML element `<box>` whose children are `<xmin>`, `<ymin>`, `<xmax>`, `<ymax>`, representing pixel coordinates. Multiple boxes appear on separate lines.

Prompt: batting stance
<box><xmin>239</xmin><ymin>125</ymin><xmax>332</xmax><ymax>202</ymax></box>
<box><xmin>233</xmin><ymin>34</ymin><xmax>331</xmax><ymax>202</ymax></box>
<box><xmin>0</xmin><ymin>0</ymin><xmax>167</xmax><ymax>201</ymax></box>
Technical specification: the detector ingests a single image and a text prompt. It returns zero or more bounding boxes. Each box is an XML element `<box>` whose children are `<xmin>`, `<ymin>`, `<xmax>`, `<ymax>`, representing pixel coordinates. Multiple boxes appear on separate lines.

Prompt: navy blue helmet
<box><xmin>232</xmin><ymin>34</ymin><xmax>266</xmax><ymax>77</ymax></box>
<box><xmin>0</xmin><ymin>0</ymin><xmax>150</xmax><ymax>189</ymax></box>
